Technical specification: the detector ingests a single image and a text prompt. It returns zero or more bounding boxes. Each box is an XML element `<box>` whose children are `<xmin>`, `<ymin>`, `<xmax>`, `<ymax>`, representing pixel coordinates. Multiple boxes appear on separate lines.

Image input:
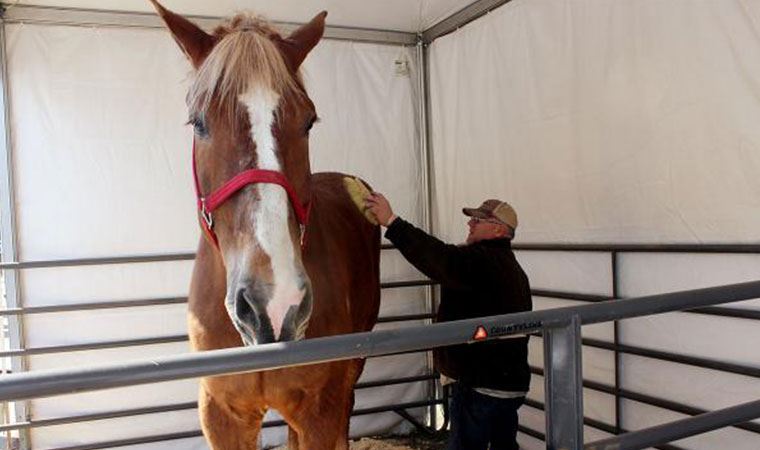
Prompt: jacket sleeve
<box><xmin>384</xmin><ymin>217</ymin><xmax>485</xmax><ymax>288</ymax></box>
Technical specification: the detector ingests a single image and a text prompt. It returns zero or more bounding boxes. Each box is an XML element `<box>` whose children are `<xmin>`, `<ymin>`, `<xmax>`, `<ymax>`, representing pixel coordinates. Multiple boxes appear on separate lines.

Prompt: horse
<box><xmin>148</xmin><ymin>2</ymin><xmax>382</xmax><ymax>448</ymax></box>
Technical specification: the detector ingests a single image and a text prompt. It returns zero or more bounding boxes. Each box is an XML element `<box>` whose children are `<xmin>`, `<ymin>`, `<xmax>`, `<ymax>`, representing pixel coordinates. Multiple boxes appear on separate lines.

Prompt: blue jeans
<box><xmin>447</xmin><ymin>383</ymin><xmax>524</xmax><ymax>450</ymax></box>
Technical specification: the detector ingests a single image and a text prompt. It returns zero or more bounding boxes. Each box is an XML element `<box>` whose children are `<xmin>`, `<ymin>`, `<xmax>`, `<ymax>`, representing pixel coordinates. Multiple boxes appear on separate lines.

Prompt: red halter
<box><xmin>192</xmin><ymin>140</ymin><xmax>311</xmax><ymax>249</ymax></box>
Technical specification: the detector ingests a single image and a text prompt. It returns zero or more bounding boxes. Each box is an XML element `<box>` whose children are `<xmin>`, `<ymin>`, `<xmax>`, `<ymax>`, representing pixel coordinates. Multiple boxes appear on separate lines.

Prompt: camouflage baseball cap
<box><xmin>462</xmin><ymin>199</ymin><xmax>518</xmax><ymax>229</ymax></box>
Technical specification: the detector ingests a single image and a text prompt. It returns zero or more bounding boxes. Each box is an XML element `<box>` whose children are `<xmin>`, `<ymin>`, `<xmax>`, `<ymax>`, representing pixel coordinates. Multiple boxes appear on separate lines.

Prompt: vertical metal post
<box><xmin>415</xmin><ymin>36</ymin><xmax>441</xmax><ymax>430</ymax></box>
<box><xmin>415</xmin><ymin>37</ymin><xmax>434</xmax><ymax>235</ymax></box>
<box><xmin>543</xmin><ymin>315</ymin><xmax>584</xmax><ymax>450</ymax></box>
<box><xmin>612</xmin><ymin>251</ymin><xmax>622</xmax><ymax>434</ymax></box>
<box><xmin>0</xmin><ymin>17</ymin><xmax>31</xmax><ymax>450</ymax></box>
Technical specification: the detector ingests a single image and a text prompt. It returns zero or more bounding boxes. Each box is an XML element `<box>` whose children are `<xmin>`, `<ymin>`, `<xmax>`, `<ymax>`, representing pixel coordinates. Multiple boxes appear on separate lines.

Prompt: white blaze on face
<box><xmin>240</xmin><ymin>87</ymin><xmax>305</xmax><ymax>341</ymax></box>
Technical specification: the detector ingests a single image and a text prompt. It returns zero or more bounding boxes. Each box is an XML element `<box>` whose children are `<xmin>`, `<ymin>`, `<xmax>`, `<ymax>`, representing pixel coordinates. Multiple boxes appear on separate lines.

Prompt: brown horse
<box><xmin>149</xmin><ymin>2</ymin><xmax>381</xmax><ymax>448</ymax></box>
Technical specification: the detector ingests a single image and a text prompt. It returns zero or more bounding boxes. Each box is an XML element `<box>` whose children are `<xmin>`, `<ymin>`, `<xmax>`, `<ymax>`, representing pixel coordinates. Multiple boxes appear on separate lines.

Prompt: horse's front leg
<box><xmin>286</xmin><ymin>398</ymin><xmax>351</xmax><ymax>450</ymax></box>
<box><xmin>199</xmin><ymin>380</ymin><xmax>265</xmax><ymax>450</ymax></box>
<box><xmin>280</xmin><ymin>360</ymin><xmax>362</xmax><ymax>450</ymax></box>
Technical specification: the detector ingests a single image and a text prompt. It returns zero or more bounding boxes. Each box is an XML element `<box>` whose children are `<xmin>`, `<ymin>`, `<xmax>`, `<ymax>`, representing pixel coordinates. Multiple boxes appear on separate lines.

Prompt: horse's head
<box><xmin>150</xmin><ymin>1</ymin><xmax>324</xmax><ymax>345</ymax></box>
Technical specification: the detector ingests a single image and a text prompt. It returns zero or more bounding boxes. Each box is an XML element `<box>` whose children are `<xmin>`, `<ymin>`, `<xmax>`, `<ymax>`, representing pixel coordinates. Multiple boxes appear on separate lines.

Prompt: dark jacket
<box><xmin>385</xmin><ymin>218</ymin><xmax>532</xmax><ymax>392</ymax></box>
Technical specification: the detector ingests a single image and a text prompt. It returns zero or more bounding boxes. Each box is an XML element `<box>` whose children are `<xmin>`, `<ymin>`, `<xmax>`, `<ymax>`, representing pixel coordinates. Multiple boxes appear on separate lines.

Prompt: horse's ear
<box><xmin>279</xmin><ymin>11</ymin><xmax>327</xmax><ymax>70</ymax></box>
<box><xmin>148</xmin><ymin>0</ymin><xmax>214</xmax><ymax>69</ymax></box>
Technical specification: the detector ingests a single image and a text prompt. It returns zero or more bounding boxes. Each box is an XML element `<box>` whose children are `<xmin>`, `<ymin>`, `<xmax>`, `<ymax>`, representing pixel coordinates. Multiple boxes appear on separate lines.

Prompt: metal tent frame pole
<box><xmin>0</xmin><ymin>14</ymin><xmax>31</xmax><ymax>450</ymax></box>
<box><xmin>1</xmin><ymin>4</ymin><xmax>417</xmax><ymax>45</ymax></box>
<box><xmin>414</xmin><ymin>22</ymin><xmax>443</xmax><ymax>431</ymax></box>
<box><xmin>421</xmin><ymin>0</ymin><xmax>517</xmax><ymax>43</ymax></box>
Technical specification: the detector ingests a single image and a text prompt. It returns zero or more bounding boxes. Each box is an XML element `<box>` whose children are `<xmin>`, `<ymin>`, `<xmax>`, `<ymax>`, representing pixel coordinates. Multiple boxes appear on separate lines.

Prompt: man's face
<box><xmin>466</xmin><ymin>217</ymin><xmax>507</xmax><ymax>244</ymax></box>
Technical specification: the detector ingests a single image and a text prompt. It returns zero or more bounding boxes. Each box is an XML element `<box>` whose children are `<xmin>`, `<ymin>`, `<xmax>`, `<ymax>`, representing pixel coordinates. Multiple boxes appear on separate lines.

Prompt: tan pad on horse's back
<box><xmin>343</xmin><ymin>176</ymin><xmax>379</xmax><ymax>225</ymax></box>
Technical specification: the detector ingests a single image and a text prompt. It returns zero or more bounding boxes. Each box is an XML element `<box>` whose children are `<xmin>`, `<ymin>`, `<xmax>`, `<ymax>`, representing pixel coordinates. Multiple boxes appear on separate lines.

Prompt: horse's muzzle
<box><xmin>229</xmin><ymin>279</ymin><xmax>312</xmax><ymax>345</ymax></box>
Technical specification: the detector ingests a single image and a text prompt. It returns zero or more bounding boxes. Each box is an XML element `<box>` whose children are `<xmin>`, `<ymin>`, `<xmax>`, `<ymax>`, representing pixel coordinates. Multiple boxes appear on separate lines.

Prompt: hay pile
<box><xmin>271</xmin><ymin>432</ymin><xmax>447</xmax><ymax>450</ymax></box>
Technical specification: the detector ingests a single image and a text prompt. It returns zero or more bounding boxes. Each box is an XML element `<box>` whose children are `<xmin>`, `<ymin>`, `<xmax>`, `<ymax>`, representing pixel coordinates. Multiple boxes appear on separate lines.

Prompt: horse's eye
<box><xmin>188</xmin><ymin>114</ymin><xmax>209</xmax><ymax>138</ymax></box>
<box><xmin>304</xmin><ymin>115</ymin><xmax>319</xmax><ymax>136</ymax></box>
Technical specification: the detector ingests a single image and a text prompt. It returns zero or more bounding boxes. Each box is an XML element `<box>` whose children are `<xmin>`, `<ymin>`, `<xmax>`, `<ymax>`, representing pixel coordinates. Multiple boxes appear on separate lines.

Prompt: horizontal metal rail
<box><xmin>376</xmin><ymin>313</ymin><xmax>436</xmax><ymax>324</ymax></box>
<box><xmin>0</xmin><ymin>337</ymin><xmax>439</xmax><ymax>360</ymax></box>
<box><xmin>532</xmin><ymin>289</ymin><xmax>611</xmax><ymax>303</ymax></box>
<box><xmin>6</xmin><ymin>287</ymin><xmax>757</xmax><ymax>323</ymax></box>
<box><xmin>7</xmin><ymin>289</ymin><xmax>586</xmax><ymax>317</ymax></box>
<box><xmin>529</xmin><ymin>366</ymin><xmax>760</xmax><ymax>435</ymax></box>
<box><xmin>0</xmin><ymin>244</ymin><xmax>397</xmax><ymax>271</ymax></box>
<box><xmin>580</xmin><ymin>338</ymin><xmax>760</xmax><ymax>380</ymax></box>
<box><xmin>0</xmin><ymin>374</ymin><xmax>438</xmax><ymax>432</ymax></box>
<box><xmin>686</xmin><ymin>306</ymin><xmax>760</xmax><ymax>321</ymax></box>
<box><xmin>0</xmin><ymin>401</ymin><xmax>197</xmax><ymax>433</ymax></box>
<box><xmin>355</xmin><ymin>374</ymin><xmax>438</xmax><ymax>390</ymax></box>
<box><xmin>0</xmin><ymin>303</ymin><xmax>436</xmax><ymax>321</ymax></box>
<box><xmin>517</xmin><ymin>424</ymin><xmax>546</xmax><ymax>442</ymax></box>
<box><xmin>524</xmin><ymin>398</ymin><xmax>616</xmax><ymax>435</ymax></box>
<box><xmin>43</xmin><ymin>398</ymin><xmax>443</xmax><ymax>450</ymax></box>
<box><xmin>0</xmin><ymin>252</ymin><xmax>196</xmax><ymax>270</ymax></box>
<box><xmin>0</xmin><ymin>310</ymin><xmax>438</xmax><ymax>358</ymax></box>
<box><xmin>0</xmin><ymin>335</ymin><xmax>189</xmax><ymax>358</ymax></box>
<box><xmin>1</xmin><ymin>243</ymin><xmax>757</xmax><ymax>270</ymax></box>
<box><xmin>518</xmin><ymin>402</ymin><xmax>686</xmax><ymax>450</ymax></box>
<box><xmin>46</xmin><ymin>430</ymin><xmax>202</xmax><ymax>450</ymax></box>
<box><xmin>380</xmin><ymin>279</ymin><xmax>437</xmax><ymax>289</ymax></box>
<box><xmin>534</xmin><ymin>290</ymin><xmax>760</xmax><ymax>321</ymax></box>
<box><xmin>0</xmin><ymin>297</ymin><xmax>189</xmax><ymax>316</ymax></box>
<box><xmin>1</xmin><ymin>5</ymin><xmax>418</xmax><ymax>46</ymax></box>
<box><xmin>566</xmin><ymin>281</ymin><xmax>760</xmax><ymax>325</ymax></box>
<box><xmin>585</xmin><ymin>399</ymin><xmax>760</xmax><ymax>450</ymax></box>
<box><xmin>352</xmin><ymin>398</ymin><xmax>444</xmax><ymax>417</ymax></box>
<box><xmin>0</xmin><ymin>275</ymin><xmax>427</xmax><ymax>317</ymax></box>
<box><xmin>0</xmin><ymin>280</ymin><xmax>757</xmax><ymax>402</ymax></box>
<box><xmin>619</xmin><ymin>390</ymin><xmax>760</xmax><ymax>435</ymax></box>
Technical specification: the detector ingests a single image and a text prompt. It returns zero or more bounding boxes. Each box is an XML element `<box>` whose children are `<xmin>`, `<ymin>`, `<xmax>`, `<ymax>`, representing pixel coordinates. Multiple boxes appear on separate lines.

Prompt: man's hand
<box><xmin>365</xmin><ymin>192</ymin><xmax>397</xmax><ymax>227</ymax></box>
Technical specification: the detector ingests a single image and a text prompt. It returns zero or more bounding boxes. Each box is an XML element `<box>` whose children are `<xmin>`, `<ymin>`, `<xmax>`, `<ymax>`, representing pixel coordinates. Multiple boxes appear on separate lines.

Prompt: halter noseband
<box><xmin>192</xmin><ymin>140</ymin><xmax>311</xmax><ymax>249</ymax></box>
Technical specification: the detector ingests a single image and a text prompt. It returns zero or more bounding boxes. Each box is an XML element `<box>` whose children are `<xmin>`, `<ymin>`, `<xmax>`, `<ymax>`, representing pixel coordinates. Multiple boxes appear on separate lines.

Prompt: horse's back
<box><xmin>310</xmin><ymin>172</ymin><xmax>379</xmax><ymax>249</ymax></box>
<box><xmin>305</xmin><ymin>172</ymin><xmax>381</xmax><ymax>335</ymax></box>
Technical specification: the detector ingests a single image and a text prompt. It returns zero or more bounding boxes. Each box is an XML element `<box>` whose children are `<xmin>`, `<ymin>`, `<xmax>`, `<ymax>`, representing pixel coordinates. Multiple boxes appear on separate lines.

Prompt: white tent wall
<box><xmin>6</xmin><ymin>17</ymin><xmax>428</xmax><ymax>449</ymax></box>
<box><xmin>427</xmin><ymin>0</ymin><xmax>760</xmax><ymax>448</ymax></box>
<box><xmin>429</xmin><ymin>0</ymin><xmax>760</xmax><ymax>245</ymax></box>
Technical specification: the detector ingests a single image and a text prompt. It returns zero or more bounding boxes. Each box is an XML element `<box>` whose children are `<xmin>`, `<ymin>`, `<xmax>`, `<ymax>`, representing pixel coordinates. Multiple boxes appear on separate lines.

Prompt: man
<box><xmin>365</xmin><ymin>193</ymin><xmax>532</xmax><ymax>450</ymax></box>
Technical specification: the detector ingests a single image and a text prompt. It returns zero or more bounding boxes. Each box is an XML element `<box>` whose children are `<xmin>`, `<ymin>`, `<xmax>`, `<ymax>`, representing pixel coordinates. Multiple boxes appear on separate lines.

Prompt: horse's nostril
<box><xmin>233</xmin><ymin>286</ymin><xmax>275</xmax><ymax>344</ymax></box>
<box><xmin>279</xmin><ymin>305</ymin><xmax>299</xmax><ymax>342</ymax></box>
<box><xmin>235</xmin><ymin>289</ymin><xmax>259</xmax><ymax>330</ymax></box>
<box><xmin>279</xmin><ymin>284</ymin><xmax>313</xmax><ymax>342</ymax></box>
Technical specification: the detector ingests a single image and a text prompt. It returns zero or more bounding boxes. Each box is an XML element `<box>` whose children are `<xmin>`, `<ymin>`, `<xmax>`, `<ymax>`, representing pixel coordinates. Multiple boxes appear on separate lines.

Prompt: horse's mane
<box><xmin>187</xmin><ymin>14</ymin><xmax>300</xmax><ymax>117</ymax></box>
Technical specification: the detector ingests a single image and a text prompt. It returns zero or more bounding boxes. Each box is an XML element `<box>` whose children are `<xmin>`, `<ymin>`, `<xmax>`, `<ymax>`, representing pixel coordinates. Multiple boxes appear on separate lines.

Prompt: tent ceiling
<box><xmin>11</xmin><ymin>0</ymin><xmax>481</xmax><ymax>32</ymax></box>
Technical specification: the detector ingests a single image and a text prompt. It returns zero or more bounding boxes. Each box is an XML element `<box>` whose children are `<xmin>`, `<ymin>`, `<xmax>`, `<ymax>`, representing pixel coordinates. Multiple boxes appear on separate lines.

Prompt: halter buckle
<box><xmin>200</xmin><ymin>199</ymin><xmax>214</xmax><ymax>229</ymax></box>
<box><xmin>299</xmin><ymin>224</ymin><xmax>307</xmax><ymax>248</ymax></box>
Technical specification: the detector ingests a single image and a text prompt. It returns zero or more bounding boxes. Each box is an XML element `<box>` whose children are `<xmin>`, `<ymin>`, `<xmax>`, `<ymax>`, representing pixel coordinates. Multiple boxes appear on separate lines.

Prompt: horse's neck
<box><xmin>302</xmin><ymin>172</ymin><xmax>382</xmax><ymax>336</ymax></box>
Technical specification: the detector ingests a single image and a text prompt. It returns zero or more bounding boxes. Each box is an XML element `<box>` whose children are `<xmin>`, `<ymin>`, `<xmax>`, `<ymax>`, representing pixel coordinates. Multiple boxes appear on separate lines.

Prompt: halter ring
<box><xmin>200</xmin><ymin>199</ymin><xmax>214</xmax><ymax>229</ymax></box>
